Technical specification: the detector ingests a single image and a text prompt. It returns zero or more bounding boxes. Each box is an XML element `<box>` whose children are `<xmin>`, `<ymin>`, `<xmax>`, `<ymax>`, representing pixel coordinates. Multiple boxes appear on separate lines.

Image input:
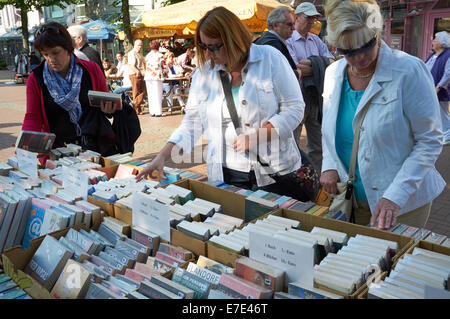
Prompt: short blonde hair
<box><xmin>325</xmin><ymin>0</ymin><xmax>383</xmax><ymax>50</ymax></box>
<box><xmin>195</xmin><ymin>6</ymin><xmax>252</xmax><ymax>72</ymax></box>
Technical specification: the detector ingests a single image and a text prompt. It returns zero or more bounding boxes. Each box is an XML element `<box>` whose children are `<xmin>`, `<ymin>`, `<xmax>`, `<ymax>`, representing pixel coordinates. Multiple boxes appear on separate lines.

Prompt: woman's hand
<box><xmin>233</xmin><ymin>132</ymin><xmax>258</xmax><ymax>154</ymax></box>
<box><xmin>320</xmin><ymin>170</ymin><xmax>340</xmax><ymax>194</ymax></box>
<box><xmin>100</xmin><ymin>100</ymin><xmax>116</xmax><ymax>114</ymax></box>
<box><xmin>370</xmin><ymin>198</ymin><xmax>401</xmax><ymax>230</ymax></box>
<box><xmin>135</xmin><ymin>155</ymin><xmax>166</xmax><ymax>182</ymax></box>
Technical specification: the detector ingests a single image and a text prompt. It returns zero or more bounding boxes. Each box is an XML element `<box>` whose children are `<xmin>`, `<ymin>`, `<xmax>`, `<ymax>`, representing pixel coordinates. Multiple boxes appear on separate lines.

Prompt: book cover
<box><xmin>288</xmin><ymin>281</ymin><xmax>343</xmax><ymax>299</ymax></box>
<box><xmin>424</xmin><ymin>232</ymin><xmax>447</xmax><ymax>245</ymax></box>
<box><xmin>133</xmin><ymin>262</ymin><xmax>161</xmax><ymax>278</ymax></box>
<box><xmin>87</xmin><ymin>90</ymin><xmax>122</xmax><ymax>110</ymax></box>
<box><xmin>22</xmin><ymin>198</ymin><xmax>51</xmax><ymax>249</ymax></box>
<box><xmin>138</xmin><ymin>280</ymin><xmax>182</xmax><ymax>299</ymax></box>
<box><xmin>218</xmin><ymin>273</ymin><xmax>273</xmax><ymax>299</ymax></box>
<box><xmin>85</xmin><ymin>282</ymin><xmax>124</xmax><ymax>299</ymax></box>
<box><xmin>0</xmin><ymin>192</ymin><xmax>20</xmax><ymax>252</ymax></box>
<box><xmin>244</xmin><ymin>196</ymin><xmax>279</xmax><ymax>223</ymax></box>
<box><xmin>157</xmin><ymin>243</ymin><xmax>193</xmax><ymax>261</ymax></box>
<box><xmin>234</xmin><ymin>256</ymin><xmax>285</xmax><ymax>292</ymax></box>
<box><xmin>15</xmin><ymin>130</ymin><xmax>56</xmax><ymax>154</ymax></box>
<box><xmin>50</xmin><ymin>259</ymin><xmax>92</xmax><ymax>299</ymax></box>
<box><xmin>124</xmin><ymin>268</ymin><xmax>152</xmax><ymax>283</ymax></box>
<box><xmin>0</xmin><ymin>287</ymin><xmax>27</xmax><ymax>299</ymax></box>
<box><xmin>288</xmin><ymin>201</ymin><xmax>315</xmax><ymax>213</ymax></box>
<box><xmin>172</xmin><ymin>267</ymin><xmax>211</xmax><ymax>299</ymax></box>
<box><xmin>155</xmin><ymin>251</ymin><xmax>184</xmax><ymax>267</ymax></box>
<box><xmin>24</xmin><ymin>235</ymin><xmax>73</xmax><ymax>290</ymax></box>
<box><xmin>207</xmin><ymin>289</ymin><xmax>234</xmax><ymax>299</ymax></box>
<box><xmin>100</xmin><ymin>281</ymin><xmax>129</xmax><ymax>298</ymax></box>
<box><xmin>150</xmin><ymin>274</ymin><xmax>195</xmax><ymax>299</ymax></box>
<box><xmin>40</xmin><ymin>208</ymin><xmax>69</xmax><ymax>236</ymax></box>
<box><xmin>274</xmin><ymin>292</ymin><xmax>302</xmax><ymax>299</ymax></box>
<box><xmin>401</xmin><ymin>226</ymin><xmax>420</xmax><ymax>238</ymax></box>
<box><xmin>196</xmin><ymin>255</ymin><xmax>234</xmax><ymax>275</ymax></box>
<box><xmin>0</xmin><ymin>280</ymin><xmax>18</xmax><ymax>293</ymax></box>
<box><xmin>186</xmin><ymin>262</ymin><xmax>222</xmax><ymax>286</ymax></box>
<box><xmin>131</xmin><ymin>225</ymin><xmax>159</xmax><ymax>250</ymax></box>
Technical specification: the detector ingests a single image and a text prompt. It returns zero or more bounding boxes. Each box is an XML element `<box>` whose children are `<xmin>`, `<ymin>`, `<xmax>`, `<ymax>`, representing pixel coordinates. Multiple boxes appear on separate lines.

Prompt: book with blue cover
<box><xmin>22</xmin><ymin>198</ymin><xmax>52</xmax><ymax>249</ymax></box>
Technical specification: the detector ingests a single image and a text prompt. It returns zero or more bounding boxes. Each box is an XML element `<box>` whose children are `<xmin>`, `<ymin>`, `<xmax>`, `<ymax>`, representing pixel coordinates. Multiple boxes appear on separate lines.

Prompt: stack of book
<box><xmin>368</xmin><ymin>246</ymin><xmax>450</xmax><ymax>299</ymax></box>
<box><xmin>389</xmin><ymin>223</ymin><xmax>448</xmax><ymax>245</ymax></box>
<box><xmin>0</xmin><ymin>272</ymin><xmax>33</xmax><ymax>299</ymax></box>
<box><xmin>313</xmin><ymin>235</ymin><xmax>399</xmax><ymax>295</ymax></box>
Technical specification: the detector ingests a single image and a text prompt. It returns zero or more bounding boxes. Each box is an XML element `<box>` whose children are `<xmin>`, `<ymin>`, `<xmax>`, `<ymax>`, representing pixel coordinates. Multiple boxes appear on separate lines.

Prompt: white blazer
<box><xmin>321</xmin><ymin>41</ymin><xmax>446</xmax><ymax>215</ymax></box>
<box><xmin>168</xmin><ymin>44</ymin><xmax>305</xmax><ymax>186</ymax></box>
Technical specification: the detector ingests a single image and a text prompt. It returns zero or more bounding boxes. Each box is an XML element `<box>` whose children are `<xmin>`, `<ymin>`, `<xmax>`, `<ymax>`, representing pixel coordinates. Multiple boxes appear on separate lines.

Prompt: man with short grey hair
<box><xmin>286</xmin><ymin>2</ymin><xmax>334</xmax><ymax>173</ymax></box>
<box><xmin>68</xmin><ymin>24</ymin><xmax>104</xmax><ymax>73</ymax></box>
<box><xmin>254</xmin><ymin>6</ymin><xmax>299</xmax><ymax>79</ymax></box>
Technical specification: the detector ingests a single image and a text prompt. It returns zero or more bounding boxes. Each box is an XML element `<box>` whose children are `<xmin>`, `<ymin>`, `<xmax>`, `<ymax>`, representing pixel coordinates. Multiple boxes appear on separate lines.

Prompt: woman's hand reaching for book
<box><xmin>320</xmin><ymin>170</ymin><xmax>340</xmax><ymax>195</ymax></box>
<box><xmin>370</xmin><ymin>198</ymin><xmax>401</xmax><ymax>230</ymax></box>
<box><xmin>135</xmin><ymin>155</ymin><xmax>166</xmax><ymax>182</ymax></box>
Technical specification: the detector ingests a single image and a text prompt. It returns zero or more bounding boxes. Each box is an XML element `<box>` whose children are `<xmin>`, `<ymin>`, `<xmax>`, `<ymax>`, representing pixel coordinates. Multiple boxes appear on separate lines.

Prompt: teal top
<box><xmin>231</xmin><ymin>85</ymin><xmax>240</xmax><ymax>112</ymax></box>
<box><xmin>335</xmin><ymin>72</ymin><xmax>367</xmax><ymax>202</ymax></box>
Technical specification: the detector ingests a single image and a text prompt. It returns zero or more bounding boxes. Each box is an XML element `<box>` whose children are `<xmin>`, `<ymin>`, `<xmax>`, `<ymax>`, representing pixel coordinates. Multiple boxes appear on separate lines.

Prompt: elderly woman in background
<box><xmin>320</xmin><ymin>0</ymin><xmax>445</xmax><ymax>230</ymax></box>
<box><xmin>425</xmin><ymin>31</ymin><xmax>450</xmax><ymax>146</ymax></box>
<box><xmin>145</xmin><ymin>40</ymin><xmax>168</xmax><ymax>117</ymax></box>
<box><xmin>163</xmin><ymin>51</ymin><xmax>186</xmax><ymax>113</ymax></box>
<box><xmin>22</xmin><ymin>22</ymin><xmax>116</xmax><ymax>161</ymax></box>
<box><xmin>137</xmin><ymin>6</ymin><xmax>304</xmax><ymax>196</ymax></box>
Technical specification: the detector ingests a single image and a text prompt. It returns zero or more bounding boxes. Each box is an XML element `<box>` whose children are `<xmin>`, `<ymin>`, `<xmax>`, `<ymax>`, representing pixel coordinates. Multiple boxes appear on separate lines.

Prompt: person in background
<box><xmin>127</xmin><ymin>39</ymin><xmax>147</xmax><ymax>115</ymax></box>
<box><xmin>425</xmin><ymin>31</ymin><xmax>450</xmax><ymax>146</ymax></box>
<box><xmin>102</xmin><ymin>58</ymin><xmax>118</xmax><ymax>78</ymax></box>
<box><xmin>254</xmin><ymin>6</ymin><xmax>298</xmax><ymax>79</ymax></box>
<box><xmin>116</xmin><ymin>51</ymin><xmax>124</xmax><ymax>70</ymax></box>
<box><xmin>177</xmin><ymin>48</ymin><xmax>196</xmax><ymax>75</ymax></box>
<box><xmin>145</xmin><ymin>40</ymin><xmax>168</xmax><ymax>117</ymax></box>
<box><xmin>287</xmin><ymin>2</ymin><xmax>335</xmax><ymax>173</ymax></box>
<box><xmin>29</xmin><ymin>51</ymin><xmax>41</xmax><ymax>72</ymax></box>
<box><xmin>173</xmin><ymin>41</ymin><xmax>185</xmax><ymax>57</ymax></box>
<box><xmin>320</xmin><ymin>0</ymin><xmax>445</xmax><ymax>230</ymax></box>
<box><xmin>15</xmin><ymin>51</ymin><xmax>29</xmax><ymax>75</ymax></box>
<box><xmin>23</xmin><ymin>21</ymin><xmax>116</xmax><ymax>161</ymax></box>
<box><xmin>113</xmin><ymin>55</ymin><xmax>132</xmax><ymax>104</ymax></box>
<box><xmin>163</xmin><ymin>51</ymin><xmax>186</xmax><ymax>113</ymax></box>
<box><xmin>136</xmin><ymin>6</ymin><xmax>304</xmax><ymax>196</ymax></box>
<box><xmin>68</xmin><ymin>24</ymin><xmax>104</xmax><ymax>74</ymax></box>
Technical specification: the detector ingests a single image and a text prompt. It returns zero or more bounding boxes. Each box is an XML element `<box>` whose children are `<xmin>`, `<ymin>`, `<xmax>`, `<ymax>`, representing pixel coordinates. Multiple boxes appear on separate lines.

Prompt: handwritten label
<box><xmin>249</xmin><ymin>231</ymin><xmax>314</xmax><ymax>286</ymax></box>
<box><xmin>132</xmin><ymin>192</ymin><xmax>170</xmax><ymax>242</ymax></box>
<box><xmin>62</xmin><ymin>166</ymin><xmax>89</xmax><ymax>200</ymax></box>
<box><xmin>16</xmin><ymin>148</ymin><xmax>38</xmax><ymax>178</ymax></box>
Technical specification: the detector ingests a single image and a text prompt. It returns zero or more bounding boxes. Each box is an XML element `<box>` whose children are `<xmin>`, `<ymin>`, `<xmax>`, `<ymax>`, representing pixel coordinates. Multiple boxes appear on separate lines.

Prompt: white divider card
<box><xmin>16</xmin><ymin>148</ymin><xmax>38</xmax><ymax>178</ymax></box>
<box><xmin>62</xmin><ymin>166</ymin><xmax>89</xmax><ymax>200</ymax></box>
<box><xmin>249</xmin><ymin>231</ymin><xmax>314</xmax><ymax>286</ymax></box>
<box><xmin>132</xmin><ymin>192</ymin><xmax>170</xmax><ymax>242</ymax></box>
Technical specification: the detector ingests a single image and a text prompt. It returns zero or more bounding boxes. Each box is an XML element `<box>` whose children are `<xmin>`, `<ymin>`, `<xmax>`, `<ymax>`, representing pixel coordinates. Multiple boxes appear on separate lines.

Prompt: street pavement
<box><xmin>1</xmin><ymin>69</ymin><xmax>449</xmax><ymax>236</ymax></box>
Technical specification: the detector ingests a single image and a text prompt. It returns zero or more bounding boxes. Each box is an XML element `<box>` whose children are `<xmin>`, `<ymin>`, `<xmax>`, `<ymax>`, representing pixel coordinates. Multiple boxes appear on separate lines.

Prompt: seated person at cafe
<box><xmin>163</xmin><ymin>51</ymin><xmax>186</xmax><ymax>112</ymax></box>
<box><xmin>103</xmin><ymin>58</ymin><xmax>118</xmax><ymax>78</ymax></box>
<box><xmin>113</xmin><ymin>55</ymin><xmax>132</xmax><ymax>104</ymax></box>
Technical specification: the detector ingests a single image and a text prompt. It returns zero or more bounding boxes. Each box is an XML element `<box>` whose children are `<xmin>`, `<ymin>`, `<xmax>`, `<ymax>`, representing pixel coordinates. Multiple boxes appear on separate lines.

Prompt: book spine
<box><xmin>219</xmin><ymin>274</ymin><xmax>265</xmax><ymax>299</ymax></box>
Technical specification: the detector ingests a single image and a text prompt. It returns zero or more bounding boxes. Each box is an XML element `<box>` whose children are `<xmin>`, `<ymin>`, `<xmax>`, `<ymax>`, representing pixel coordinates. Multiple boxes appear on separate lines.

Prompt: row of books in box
<box><xmin>87</xmin><ymin>178</ymin><xmax>450</xmax><ymax>299</ymax></box>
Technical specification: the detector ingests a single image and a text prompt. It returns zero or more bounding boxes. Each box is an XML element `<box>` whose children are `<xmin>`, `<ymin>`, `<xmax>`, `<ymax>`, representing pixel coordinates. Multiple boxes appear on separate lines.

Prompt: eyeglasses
<box><xmin>198</xmin><ymin>41</ymin><xmax>224</xmax><ymax>53</ymax></box>
<box><xmin>35</xmin><ymin>25</ymin><xmax>60</xmax><ymax>37</ymax></box>
<box><xmin>336</xmin><ymin>37</ymin><xmax>378</xmax><ymax>58</ymax></box>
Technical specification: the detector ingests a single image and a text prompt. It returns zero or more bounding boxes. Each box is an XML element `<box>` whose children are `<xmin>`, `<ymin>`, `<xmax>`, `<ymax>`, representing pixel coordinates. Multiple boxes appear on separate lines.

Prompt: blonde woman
<box><xmin>137</xmin><ymin>6</ymin><xmax>305</xmax><ymax>196</ymax></box>
<box><xmin>145</xmin><ymin>40</ymin><xmax>168</xmax><ymax>117</ymax></box>
<box><xmin>163</xmin><ymin>51</ymin><xmax>186</xmax><ymax>113</ymax></box>
<box><xmin>320</xmin><ymin>0</ymin><xmax>445</xmax><ymax>229</ymax></box>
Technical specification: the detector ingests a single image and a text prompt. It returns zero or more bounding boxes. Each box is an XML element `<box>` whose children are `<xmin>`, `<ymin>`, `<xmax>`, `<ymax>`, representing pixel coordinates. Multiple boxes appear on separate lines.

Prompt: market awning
<box><xmin>117</xmin><ymin>26</ymin><xmax>179</xmax><ymax>41</ymax></box>
<box><xmin>142</xmin><ymin>0</ymin><xmax>291</xmax><ymax>34</ymax></box>
<box><xmin>81</xmin><ymin>20</ymin><xmax>118</xmax><ymax>40</ymax></box>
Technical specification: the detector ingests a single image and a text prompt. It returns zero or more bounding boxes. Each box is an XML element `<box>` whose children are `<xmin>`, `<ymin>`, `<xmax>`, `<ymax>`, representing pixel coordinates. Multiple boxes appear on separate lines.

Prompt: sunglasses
<box><xmin>198</xmin><ymin>41</ymin><xmax>224</xmax><ymax>53</ymax></box>
<box><xmin>35</xmin><ymin>25</ymin><xmax>60</xmax><ymax>37</ymax></box>
<box><xmin>336</xmin><ymin>37</ymin><xmax>377</xmax><ymax>57</ymax></box>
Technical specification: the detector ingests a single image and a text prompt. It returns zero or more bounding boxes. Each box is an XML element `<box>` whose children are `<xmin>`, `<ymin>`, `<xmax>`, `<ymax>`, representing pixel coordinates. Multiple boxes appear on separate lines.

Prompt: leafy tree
<box><xmin>110</xmin><ymin>0</ymin><xmax>132</xmax><ymax>53</ymax></box>
<box><xmin>0</xmin><ymin>0</ymin><xmax>83</xmax><ymax>54</ymax></box>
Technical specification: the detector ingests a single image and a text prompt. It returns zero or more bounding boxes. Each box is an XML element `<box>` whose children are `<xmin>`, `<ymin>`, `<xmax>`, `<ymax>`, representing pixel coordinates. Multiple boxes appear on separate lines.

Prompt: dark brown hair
<box><xmin>34</xmin><ymin>21</ymin><xmax>74</xmax><ymax>54</ymax></box>
<box><xmin>150</xmin><ymin>40</ymin><xmax>161</xmax><ymax>51</ymax></box>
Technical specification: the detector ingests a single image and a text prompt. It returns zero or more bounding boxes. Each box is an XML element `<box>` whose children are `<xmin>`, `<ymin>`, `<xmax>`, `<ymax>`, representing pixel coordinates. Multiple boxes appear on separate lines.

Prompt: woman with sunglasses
<box><xmin>22</xmin><ymin>22</ymin><xmax>117</xmax><ymax>162</ymax></box>
<box><xmin>320</xmin><ymin>0</ymin><xmax>445</xmax><ymax>230</ymax></box>
<box><xmin>137</xmin><ymin>6</ymin><xmax>305</xmax><ymax>196</ymax></box>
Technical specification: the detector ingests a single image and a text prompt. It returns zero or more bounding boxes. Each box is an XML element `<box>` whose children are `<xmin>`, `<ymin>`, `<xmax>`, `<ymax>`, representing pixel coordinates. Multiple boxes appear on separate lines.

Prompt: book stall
<box><xmin>0</xmin><ymin>132</ymin><xmax>449</xmax><ymax>300</ymax></box>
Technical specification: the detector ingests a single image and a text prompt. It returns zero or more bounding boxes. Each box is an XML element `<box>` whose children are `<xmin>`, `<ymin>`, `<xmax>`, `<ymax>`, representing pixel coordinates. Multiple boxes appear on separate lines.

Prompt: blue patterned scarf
<box><xmin>43</xmin><ymin>54</ymin><xmax>83</xmax><ymax>136</ymax></box>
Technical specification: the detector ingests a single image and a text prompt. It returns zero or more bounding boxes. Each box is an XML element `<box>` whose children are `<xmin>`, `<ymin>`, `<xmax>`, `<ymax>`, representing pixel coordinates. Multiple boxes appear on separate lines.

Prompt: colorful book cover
<box><xmin>288</xmin><ymin>282</ymin><xmax>343</xmax><ymax>299</ymax></box>
<box><xmin>160</xmin><ymin>172</ymin><xmax>181</xmax><ymax>186</ymax></box>
<box><xmin>251</xmin><ymin>190</ymin><xmax>269</xmax><ymax>198</ymax></box>
<box><xmin>244</xmin><ymin>196</ymin><xmax>279</xmax><ymax>223</ymax></box>
<box><xmin>306</xmin><ymin>205</ymin><xmax>321</xmax><ymax>215</ymax></box>
<box><xmin>172</xmin><ymin>267</ymin><xmax>211</xmax><ymax>299</ymax></box>
<box><xmin>234</xmin><ymin>259</ymin><xmax>284</xmax><ymax>292</ymax></box>
<box><xmin>155</xmin><ymin>251</ymin><xmax>184</xmax><ymax>267</ymax></box>
<box><xmin>279</xmin><ymin>199</ymin><xmax>298</xmax><ymax>209</ymax></box>
<box><xmin>218</xmin><ymin>273</ymin><xmax>273</xmax><ymax>299</ymax></box>
<box><xmin>22</xmin><ymin>198</ymin><xmax>51</xmax><ymax>249</ymax></box>
<box><xmin>158</xmin><ymin>243</ymin><xmax>192</xmax><ymax>261</ymax></box>
<box><xmin>288</xmin><ymin>201</ymin><xmax>315</xmax><ymax>212</ymax></box>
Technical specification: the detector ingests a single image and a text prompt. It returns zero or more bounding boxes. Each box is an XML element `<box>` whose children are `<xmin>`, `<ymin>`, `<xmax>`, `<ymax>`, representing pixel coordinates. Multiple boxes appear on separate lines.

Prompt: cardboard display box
<box><xmin>1</xmin><ymin>225</ymin><xmax>88</xmax><ymax>299</ymax></box>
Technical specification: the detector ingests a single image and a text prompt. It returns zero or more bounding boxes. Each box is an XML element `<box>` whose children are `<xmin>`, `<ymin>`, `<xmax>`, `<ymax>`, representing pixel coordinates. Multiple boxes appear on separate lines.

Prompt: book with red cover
<box><xmin>114</xmin><ymin>164</ymin><xmax>137</xmax><ymax>179</ymax></box>
<box><xmin>157</xmin><ymin>243</ymin><xmax>193</xmax><ymax>261</ymax></box>
<box><xmin>155</xmin><ymin>251</ymin><xmax>184</xmax><ymax>267</ymax></box>
<box><xmin>134</xmin><ymin>262</ymin><xmax>160</xmax><ymax>278</ymax></box>
<box><xmin>15</xmin><ymin>130</ymin><xmax>56</xmax><ymax>154</ymax></box>
<box><xmin>234</xmin><ymin>256</ymin><xmax>285</xmax><ymax>292</ymax></box>
<box><xmin>217</xmin><ymin>273</ymin><xmax>273</xmax><ymax>299</ymax></box>
<box><xmin>124</xmin><ymin>268</ymin><xmax>152</xmax><ymax>283</ymax></box>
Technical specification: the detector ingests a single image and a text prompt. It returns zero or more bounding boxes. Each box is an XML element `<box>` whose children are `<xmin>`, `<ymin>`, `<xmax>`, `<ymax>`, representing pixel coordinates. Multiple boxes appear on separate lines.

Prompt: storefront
<box><xmin>380</xmin><ymin>0</ymin><xmax>450</xmax><ymax>60</ymax></box>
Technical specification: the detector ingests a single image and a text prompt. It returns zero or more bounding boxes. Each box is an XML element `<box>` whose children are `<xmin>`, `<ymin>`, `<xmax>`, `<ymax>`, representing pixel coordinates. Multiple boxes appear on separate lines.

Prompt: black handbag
<box><xmin>219</xmin><ymin>70</ymin><xmax>320</xmax><ymax>202</ymax></box>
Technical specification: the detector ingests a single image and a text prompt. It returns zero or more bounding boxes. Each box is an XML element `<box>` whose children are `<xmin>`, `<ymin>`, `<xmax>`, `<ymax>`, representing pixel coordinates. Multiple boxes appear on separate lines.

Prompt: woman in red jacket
<box><xmin>23</xmin><ymin>21</ymin><xmax>117</xmax><ymax>157</ymax></box>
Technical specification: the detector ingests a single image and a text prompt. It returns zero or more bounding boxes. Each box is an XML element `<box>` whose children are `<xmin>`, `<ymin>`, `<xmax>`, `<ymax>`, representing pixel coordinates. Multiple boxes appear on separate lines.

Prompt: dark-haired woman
<box><xmin>22</xmin><ymin>22</ymin><xmax>117</xmax><ymax>162</ymax></box>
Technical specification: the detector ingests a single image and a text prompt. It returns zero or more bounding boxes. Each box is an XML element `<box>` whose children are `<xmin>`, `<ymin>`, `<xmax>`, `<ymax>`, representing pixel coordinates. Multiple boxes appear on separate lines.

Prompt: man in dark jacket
<box><xmin>254</xmin><ymin>6</ymin><xmax>299</xmax><ymax>79</ymax></box>
<box><xmin>68</xmin><ymin>24</ymin><xmax>104</xmax><ymax>75</ymax></box>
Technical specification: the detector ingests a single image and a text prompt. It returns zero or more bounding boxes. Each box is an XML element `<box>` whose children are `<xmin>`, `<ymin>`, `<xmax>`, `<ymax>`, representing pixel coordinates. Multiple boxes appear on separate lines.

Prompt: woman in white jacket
<box><xmin>320</xmin><ymin>0</ymin><xmax>445</xmax><ymax>230</ymax></box>
<box><xmin>137</xmin><ymin>6</ymin><xmax>305</xmax><ymax>194</ymax></box>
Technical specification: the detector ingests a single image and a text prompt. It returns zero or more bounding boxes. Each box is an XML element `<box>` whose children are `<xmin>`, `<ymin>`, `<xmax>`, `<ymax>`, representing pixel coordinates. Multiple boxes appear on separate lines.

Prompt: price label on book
<box><xmin>132</xmin><ymin>192</ymin><xmax>170</xmax><ymax>242</ymax></box>
<box><xmin>249</xmin><ymin>231</ymin><xmax>314</xmax><ymax>285</ymax></box>
<box><xmin>62</xmin><ymin>166</ymin><xmax>89</xmax><ymax>200</ymax></box>
<box><xmin>16</xmin><ymin>148</ymin><xmax>38</xmax><ymax>178</ymax></box>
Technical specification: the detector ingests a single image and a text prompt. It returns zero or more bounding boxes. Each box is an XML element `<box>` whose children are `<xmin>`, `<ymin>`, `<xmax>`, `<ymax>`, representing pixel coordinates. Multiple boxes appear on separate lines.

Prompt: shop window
<box><xmin>391</xmin><ymin>20</ymin><xmax>404</xmax><ymax>34</ymax></box>
<box><xmin>392</xmin><ymin>4</ymin><xmax>407</xmax><ymax>19</ymax></box>
<box><xmin>434</xmin><ymin>17</ymin><xmax>450</xmax><ymax>34</ymax></box>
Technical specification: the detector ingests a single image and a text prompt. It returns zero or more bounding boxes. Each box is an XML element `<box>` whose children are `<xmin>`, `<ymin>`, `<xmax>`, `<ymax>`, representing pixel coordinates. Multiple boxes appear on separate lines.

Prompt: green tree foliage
<box><xmin>0</xmin><ymin>0</ymin><xmax>83</xmax><ymax>54</ymax></box>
